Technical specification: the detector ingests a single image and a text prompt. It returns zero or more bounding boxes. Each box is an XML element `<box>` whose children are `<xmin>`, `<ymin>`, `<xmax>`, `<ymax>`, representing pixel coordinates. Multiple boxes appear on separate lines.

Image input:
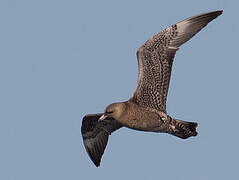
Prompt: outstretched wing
<box><xmin>130</xmin><ymin>10</ymin><xmax>222</xmax><ymax>113</ymax></box>
<box><xmin>81</xmin><ymin>113</ymin><xmax>122</xmax><ymax>167</ymax></box>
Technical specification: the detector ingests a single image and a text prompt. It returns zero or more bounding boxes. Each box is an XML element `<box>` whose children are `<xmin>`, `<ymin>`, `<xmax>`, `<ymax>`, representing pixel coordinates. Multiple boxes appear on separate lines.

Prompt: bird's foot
<box><xmin>159</xmin><ymin>111</ymin><xmax>168</xmax><ymax>123</ymax></box>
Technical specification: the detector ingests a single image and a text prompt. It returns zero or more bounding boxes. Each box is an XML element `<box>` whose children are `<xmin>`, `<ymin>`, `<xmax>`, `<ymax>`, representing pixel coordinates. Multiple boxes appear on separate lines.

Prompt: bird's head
<box><xmin>99</xmin><ymin>102</ymin><xmax>126</xmax><ymax>121</ymax></box>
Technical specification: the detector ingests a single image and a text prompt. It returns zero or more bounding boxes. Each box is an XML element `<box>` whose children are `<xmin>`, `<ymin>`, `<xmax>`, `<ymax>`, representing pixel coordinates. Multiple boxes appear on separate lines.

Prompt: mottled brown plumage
<box><xmin>81</xmin><ymin>10</ymin><xmax>222</xmax><ymax>167</ymax></box>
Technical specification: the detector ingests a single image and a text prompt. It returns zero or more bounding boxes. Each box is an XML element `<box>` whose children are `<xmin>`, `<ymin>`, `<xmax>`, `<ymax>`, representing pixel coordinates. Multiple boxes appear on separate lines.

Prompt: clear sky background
<box><xmin>0</xmin><ymin>0</ymin><xmax>238</xmax><ymax>179</ymax></box>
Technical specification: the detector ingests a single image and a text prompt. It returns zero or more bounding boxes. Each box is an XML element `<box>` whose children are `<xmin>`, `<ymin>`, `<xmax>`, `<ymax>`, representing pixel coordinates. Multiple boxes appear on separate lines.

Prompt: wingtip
<box><xmin>94</xmin><ymin>162</ymin><xmax>100</xmax><ymax>167</ymax></box>
<box><xmin>214</xmin><ymin>10</ymin><xmax>223</xmax><ymax>16</ymax></box>
<box><xmin>196</xmin><ymin>10</ymin><xmax>223</xmax><ymax>20</ymax></box>
<box><xmin>93</xmin><ymin>156</ymin><xmax>101</xmax><ymax>167</ymax></box>
<box><xmin>186</xmin><ymin>10</ymin><xmax>223</xmax><ymax>22</ymax></box>
<box><xmin>217</xmin><ymin>10</ymin><xmax>223</xmax><ymax>14</ymax></box>
<box><xmin>208</xmin><ymin>10</ymin><xmax>223</xmax><ymax>18</ymax></box>
<box><xmin>88</xmin><ymin>150</ymin><xmax>102</xmax><ymax>168</ymax></box>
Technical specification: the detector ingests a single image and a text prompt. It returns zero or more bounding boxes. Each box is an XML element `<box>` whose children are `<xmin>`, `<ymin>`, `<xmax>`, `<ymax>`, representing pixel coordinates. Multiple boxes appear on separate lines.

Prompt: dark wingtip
<box><xmin>82</xmin><ymin>113</ymin><xmax>122</xmax><ymax>167</ymax></box>
<box><xmin>206</xmin><ymin>10</ymin><xmax>223</xmax><ymax>21</ymax></box>
<box><xmin>216</xmin><ymin>10</ymin><xmax>223</xmax><ymax>15</ymax></box>
<box><xmin>206</xmin><ymin>10</ymin><xmax>223</xmax><ymax>15</ymax></box>
<box><xmin>89</xmin><ymin>150</ymin><xmax>101</xmax><ymax>167</ymax></box>
<box><xmin>211</xmin><ymin>10</ymin><xmax>223</xmax><ymax>18</ymax></box>
<box><xmin>193</xmin><ymin>10</ymin><xmax>223</xmax><ymax>23</ymax></box>
<box><xmin>94</xmin><ymin>161</ymin><xmax>100</xmax><ymax>167</ymax></box>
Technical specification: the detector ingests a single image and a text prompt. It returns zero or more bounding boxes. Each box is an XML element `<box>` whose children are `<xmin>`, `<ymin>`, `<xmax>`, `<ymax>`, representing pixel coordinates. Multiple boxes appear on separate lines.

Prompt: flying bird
<box><xmin>81</xmin><ymin>10</ymin><xmax>222</xmax><ymax>167</ymax></box>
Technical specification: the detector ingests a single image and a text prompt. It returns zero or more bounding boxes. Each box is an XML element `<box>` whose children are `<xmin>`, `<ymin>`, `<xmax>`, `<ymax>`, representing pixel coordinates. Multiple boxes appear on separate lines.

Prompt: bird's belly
<box><xmin>120</xmin><ymin>110</ymin><xmax>164</xmax><ymax>132</ymax></box>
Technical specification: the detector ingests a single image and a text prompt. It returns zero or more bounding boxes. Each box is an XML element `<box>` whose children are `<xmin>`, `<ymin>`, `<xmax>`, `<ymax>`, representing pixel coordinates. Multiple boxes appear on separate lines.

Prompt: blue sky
<box><xmin>0</xmin><ymin>0</ymin><xmax>238</xmax><ymax>179</ymax></box>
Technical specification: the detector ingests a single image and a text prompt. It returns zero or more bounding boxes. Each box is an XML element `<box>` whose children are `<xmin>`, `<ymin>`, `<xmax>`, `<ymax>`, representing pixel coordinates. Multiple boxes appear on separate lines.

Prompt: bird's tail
<box><xmin>167</xmin><ymin>119</ymin><xmax>198</xmax><ymax>139</ymax></box>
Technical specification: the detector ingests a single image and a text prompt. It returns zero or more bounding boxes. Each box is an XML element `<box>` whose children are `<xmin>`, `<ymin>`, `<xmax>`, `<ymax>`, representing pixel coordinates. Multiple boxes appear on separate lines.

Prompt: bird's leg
<box><xmin>159</xmin><ymin>111</ymin><xmax>168</xmax><ymax>123</ymax></box>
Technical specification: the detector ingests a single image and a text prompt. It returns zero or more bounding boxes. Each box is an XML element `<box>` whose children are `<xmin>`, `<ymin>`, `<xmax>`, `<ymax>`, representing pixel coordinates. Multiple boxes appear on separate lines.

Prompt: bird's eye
<box><xmin>106</xmin><ymin>111</ymin><xmax>113</xmax><ymax>114</ymax></box>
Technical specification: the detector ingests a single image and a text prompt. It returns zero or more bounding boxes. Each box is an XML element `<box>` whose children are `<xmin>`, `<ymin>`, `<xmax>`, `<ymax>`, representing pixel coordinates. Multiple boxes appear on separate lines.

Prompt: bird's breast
<box><xmin>119</xmin><ymin>103</ymin><xmax>164</xmax><ymax>132</ymax></box>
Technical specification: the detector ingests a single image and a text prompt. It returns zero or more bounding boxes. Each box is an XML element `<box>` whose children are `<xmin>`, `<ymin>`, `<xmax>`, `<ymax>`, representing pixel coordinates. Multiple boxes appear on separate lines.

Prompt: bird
<box><xmin>81</xmin><ymin>10</ymin><xmax>223</xmax><ymax>167</ymax></box>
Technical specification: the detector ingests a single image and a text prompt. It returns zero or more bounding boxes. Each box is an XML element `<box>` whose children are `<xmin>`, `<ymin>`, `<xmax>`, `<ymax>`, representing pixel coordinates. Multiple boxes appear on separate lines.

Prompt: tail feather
<box><xmin>168</xmin><ymin>119</ymin><xmax>198</xmax><ymax>139</ymax></box>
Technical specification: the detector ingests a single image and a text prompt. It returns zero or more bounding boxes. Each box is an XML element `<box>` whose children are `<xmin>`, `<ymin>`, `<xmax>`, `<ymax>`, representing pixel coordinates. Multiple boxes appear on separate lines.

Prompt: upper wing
<box><xmin>81</xmin><ymin>113</ymin><xmax>122</xmax><ymax>167</ymax></box>
<box><xmin>130</xmin><ymin>10</ymin><xmax>222</xmax><ymax>113</ymax></box>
